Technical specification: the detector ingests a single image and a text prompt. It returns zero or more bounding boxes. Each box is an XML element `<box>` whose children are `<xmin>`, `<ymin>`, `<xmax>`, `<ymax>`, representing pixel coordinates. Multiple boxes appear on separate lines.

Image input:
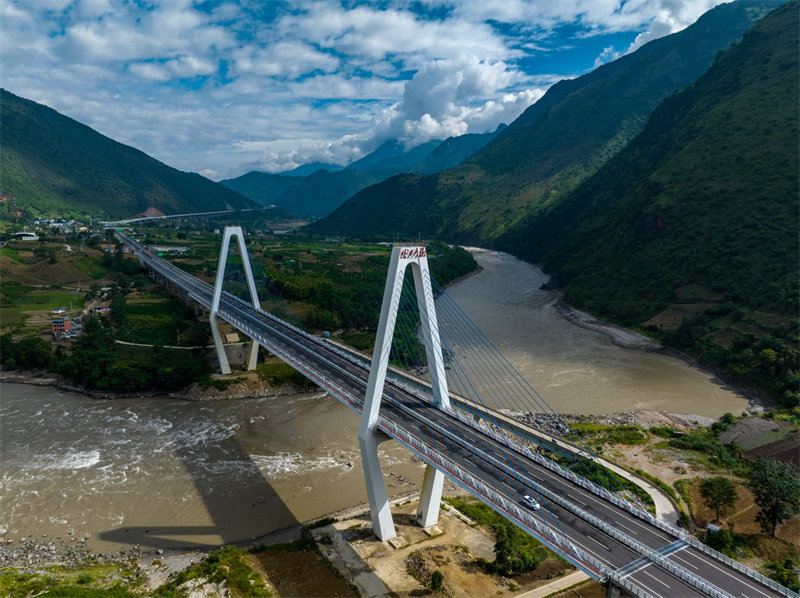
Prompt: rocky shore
<box><xmin>554</xmin><ymin>298</ymin><xmax>660</xmax><ymax>351</ymax></box>
<box><xmin>552</xmin><ymin>297</ymin><xmax>766</xmax><ymax>413</ymax></box>
<box><xmin>0</xmin><ymin>532</ymin><xmax>150</xmax><ymax>572</ymax></box>
<box><xmin>517</xmin><ymin>409</ymin><xmax>718</xmax><ymax>432</ymax></box>
<box><xmin>0</xmin><ymin>368</ymin><xmax>308</xmax><ymax>402</ymax></box>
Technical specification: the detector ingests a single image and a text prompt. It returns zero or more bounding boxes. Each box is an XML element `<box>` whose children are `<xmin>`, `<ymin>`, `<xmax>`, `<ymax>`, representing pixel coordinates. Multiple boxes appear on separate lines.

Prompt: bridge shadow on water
<box><xmin>98</xmin><ymin>402</ymin><xmax>300</xmax><ymax>551</ymax></box>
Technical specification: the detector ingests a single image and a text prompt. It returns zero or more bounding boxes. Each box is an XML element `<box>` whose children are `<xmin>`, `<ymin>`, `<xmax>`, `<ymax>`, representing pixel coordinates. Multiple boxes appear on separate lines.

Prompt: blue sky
<box><xmin>1</xmin><ymin>0</ymin><xmax>724</xmax><ymax>180</ymax></box>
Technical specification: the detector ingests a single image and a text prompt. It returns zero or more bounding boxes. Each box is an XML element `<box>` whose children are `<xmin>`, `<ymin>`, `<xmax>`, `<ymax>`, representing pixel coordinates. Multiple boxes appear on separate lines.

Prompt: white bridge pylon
<box><xmin>210</xmin><ymin>226</ymin><xmax>260</xmax><ymax>375</ymax></box>
<box><xmin>360</xmin><ymin>245</ymin><xmax>451</xmax><ymax>540</ymax></box>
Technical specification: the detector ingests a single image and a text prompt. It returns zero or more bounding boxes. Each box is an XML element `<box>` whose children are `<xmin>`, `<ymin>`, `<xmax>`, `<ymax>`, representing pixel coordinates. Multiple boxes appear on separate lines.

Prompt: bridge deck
<box><xmin>118</xmin><ymin>232</ymin><xmax>794</xmax><ymax>598</ymax></box>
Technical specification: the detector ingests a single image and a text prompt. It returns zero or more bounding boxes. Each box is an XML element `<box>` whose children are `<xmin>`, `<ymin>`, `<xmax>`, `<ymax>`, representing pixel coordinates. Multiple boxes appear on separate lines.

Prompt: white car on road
<box><xmin>522</xmin><ymin>494</ymin><xmax>540</xmax><ymax>510</ymax></box>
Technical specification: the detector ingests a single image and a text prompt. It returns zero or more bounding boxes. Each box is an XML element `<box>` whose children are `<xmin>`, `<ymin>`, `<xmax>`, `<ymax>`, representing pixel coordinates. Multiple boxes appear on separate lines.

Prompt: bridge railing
<box><xmin>218</xmin><ymin>310</ymin><xmax>364</xmax><ymax>413</ymax></box>
<box><xmin>217</xmin><ymin>297</ymin><xmax>622</xmax><ymax>584</ymax></box>
<box><xmin>606</xmin><ymin>572</ymin><xmax>657</xmax><ymax>598</ymax></box>
<box><xmin>119</xmin><ymin>233</ymin><xmax>793</xmax><ymax>597</ymax></box>
<box><xmin>375</xmin><ymin>417</ymin><xmax>612</xmax><ymax>581</ymax></box>
<box><xmin>382</xmin><ymin>391</ymin><xmax>735</xmax><ymax>598</ymax></box>
<box><xmin>220</xmin><ymin>286</ymin><xmax>795</xmax><ymax>598</ymax></box>
<box><xmin>683</xmin><ymin>536</ymin><xmax>799</xmax><ymax>598</ymax></box>
<box><xmin>387</xmin><ymin>373</ymin><xmax>662</xmax><ymax>521</ymax></box>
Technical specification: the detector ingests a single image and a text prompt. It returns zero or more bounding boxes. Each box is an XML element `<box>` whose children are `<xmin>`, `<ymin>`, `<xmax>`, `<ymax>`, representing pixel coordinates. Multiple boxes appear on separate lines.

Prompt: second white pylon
<box><xmin>359</xmin><ymin>245</ymin><xmax>450</xmax><ymax>541</ymax></box>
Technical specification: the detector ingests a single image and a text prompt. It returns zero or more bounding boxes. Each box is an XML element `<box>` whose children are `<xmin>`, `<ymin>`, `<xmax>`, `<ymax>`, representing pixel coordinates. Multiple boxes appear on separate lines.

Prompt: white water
<box><xmin>0</xmin><ymin>248</ymin><xmax>750</xmax><ymax>553</ymax></box>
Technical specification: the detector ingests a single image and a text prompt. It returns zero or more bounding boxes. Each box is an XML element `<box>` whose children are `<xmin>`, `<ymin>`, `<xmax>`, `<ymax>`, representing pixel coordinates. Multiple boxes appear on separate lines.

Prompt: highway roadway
<box><xmin>119</xmin><ymin>232</ymin><xmax>793</xmax><ymax>598</ymax></box>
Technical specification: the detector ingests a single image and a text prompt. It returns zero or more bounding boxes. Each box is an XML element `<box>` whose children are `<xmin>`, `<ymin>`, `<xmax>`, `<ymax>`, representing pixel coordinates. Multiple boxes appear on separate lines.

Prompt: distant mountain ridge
<box><xmin>310</xmin><ymin>0</ymin><xmax>779</xmax><ymax>241</ymax></box>
<box><xmin>221</xmin><ymin>126</ymin><xmax>504</xmax><ymax>218</ymax></box>
<box><xmin>280</xmin><ymin>162</ymin><xmax>344</xmax><ymax>177</ymax></box>
<box><xmin>0</xmin><ymin>89</ymin><xmax>256</xmax><ymax>219</ymax></box>
<box><xmin>509</xmin><ymin>0</ymin><xmax>798</xmax><ymax>405</ymax></box>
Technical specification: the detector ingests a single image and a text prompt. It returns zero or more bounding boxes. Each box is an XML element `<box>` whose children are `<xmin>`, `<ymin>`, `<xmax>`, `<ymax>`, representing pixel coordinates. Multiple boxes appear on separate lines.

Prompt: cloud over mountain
<box><xmin>0</xmin><ymin>0</ymin><xmax>726</xmax><ymax>179</ymax></box>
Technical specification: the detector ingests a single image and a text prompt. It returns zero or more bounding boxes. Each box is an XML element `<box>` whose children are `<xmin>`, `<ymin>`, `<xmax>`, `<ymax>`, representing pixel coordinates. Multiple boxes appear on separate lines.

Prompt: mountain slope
<box><xmin>310</xmin><ymin>1</ymin><xmax>778</xmax><ymax>241</ymax></box>
<box><xmin>346</xmin><ymin>139</ymin><xmax>442</xmax><ymax>174</ymax></box>
<box><xmin>411</xmin><ymin>126</ymin><xmax>505</xmax><ymax>175</ymax></box>
<box><xmin>275</xmin><ymin>168</ymin><xmax>384</xmax><ymax>217</ymax></box>
<box><xmin>223</xmin><ymin>129</ymin><xmax>502</xmax><ymax>217</ymax></box>
<box><xmin>507</xmin><ymin>0</ymin><xmax>798</xmax><ymax>404</ymax></box>
<box><xmin>0</xmin><ymin>90</ymin><xmax>256</xmax><ymax>219</ymax></box>
<box><xmin>217</xmin><ymin>170</ymin><xmax>298</xmax><ymax>207</ymax></box>
<box><xmin>281</xmin><ymin>162</ymin><xmax>344</xmax><ymax>176</ymax></box>
<box><xmin>221</xmin><ymin>169</ymin><xmax>382</xmax><ymax>217</ymax></box>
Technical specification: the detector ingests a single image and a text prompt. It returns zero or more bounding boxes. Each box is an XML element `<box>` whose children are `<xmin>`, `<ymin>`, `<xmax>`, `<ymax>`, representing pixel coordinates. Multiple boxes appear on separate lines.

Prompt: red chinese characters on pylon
<box><xmin>399</xmin><ymin>247</ymin><xmax>426</xmax><ymax>259</ymax></box>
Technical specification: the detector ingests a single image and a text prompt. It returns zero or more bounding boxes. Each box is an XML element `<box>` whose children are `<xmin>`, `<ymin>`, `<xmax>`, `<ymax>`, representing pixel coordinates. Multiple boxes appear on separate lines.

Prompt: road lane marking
<box><xmin>673</xmin><ymin>552</ymin><xmax>773</xmax><ymax>598</ymax></box>
<box><xmin>568</xmin><ymin>537</ymin><xmax>616</xmax><ymax>568</ymax></box>
<box><xmin>616</xmin><ymin>521</ymin><xmax>639</xmax><ymax>535</ymax></box>
<box><xmin>672</xmin><ymin>555</ymin><xmax>698</xmax><ymax>570</ymax></box>
<box><xmin>642</xmin><ymin>570</ymin><xmax>671</xmax><ymax>589</ymax></box>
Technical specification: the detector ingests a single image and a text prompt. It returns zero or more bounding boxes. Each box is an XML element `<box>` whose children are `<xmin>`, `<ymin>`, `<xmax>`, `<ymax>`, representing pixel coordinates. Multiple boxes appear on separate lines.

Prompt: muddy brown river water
<box><xmin>0</xmin><ymin>249</ymin><xmax>750</xmax><ymax>553</ymax></box>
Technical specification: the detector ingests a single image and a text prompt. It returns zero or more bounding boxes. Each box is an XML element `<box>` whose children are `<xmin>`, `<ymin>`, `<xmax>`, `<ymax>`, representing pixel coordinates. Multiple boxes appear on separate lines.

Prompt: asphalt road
<box><xmin>120</xmin><ymin>234</ymin><xmax>790</xmax><ymax>598</ymax></box>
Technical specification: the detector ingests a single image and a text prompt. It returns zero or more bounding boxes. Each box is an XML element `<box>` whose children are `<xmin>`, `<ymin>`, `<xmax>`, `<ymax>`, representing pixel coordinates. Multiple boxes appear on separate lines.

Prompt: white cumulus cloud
<box><xmin>0</xmin><ymin>0</ymin><xmax>729</xmax><ymax>180</ymax></box>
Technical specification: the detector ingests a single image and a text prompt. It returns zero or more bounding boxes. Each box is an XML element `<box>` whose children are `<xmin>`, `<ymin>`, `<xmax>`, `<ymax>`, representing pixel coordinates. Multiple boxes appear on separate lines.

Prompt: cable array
<box><xmin>386</xmin><ymin>275</ymin><xmax>649</xmax><ymax>517</ymax></box>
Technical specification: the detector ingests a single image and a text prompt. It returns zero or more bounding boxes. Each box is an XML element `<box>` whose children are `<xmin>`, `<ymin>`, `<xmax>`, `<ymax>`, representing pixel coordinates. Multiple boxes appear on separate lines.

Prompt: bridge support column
<box><xmin>360</xmin><ymin>245</ymin><xmax>451</xmax><ymax>540</ymax></box>
<box><xmin>607</xmin><ymin>583</ymin><xmax>628</xmax><ymax>598</ymax></box>
<box><xmin>359</xmin><ymin>430</ymin><xmax>396</xmax><ymax>540</ymax></box>
<box><xmin>416</xmin><ymin>464</ymin><xmax>445</xmax><ymax>527</ymax></box>
<box><xmin>210</xmin><ymin>226</ymin><xmax>261</xmax><ymax>375</ymax></box>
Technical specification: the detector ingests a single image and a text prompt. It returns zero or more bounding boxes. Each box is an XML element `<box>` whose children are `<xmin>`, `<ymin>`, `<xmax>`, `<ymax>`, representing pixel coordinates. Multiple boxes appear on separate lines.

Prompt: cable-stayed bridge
<box><xmin>116</xmin><ymin>230</ymin><xmax>795</xmax><ymax>598</ymax></box>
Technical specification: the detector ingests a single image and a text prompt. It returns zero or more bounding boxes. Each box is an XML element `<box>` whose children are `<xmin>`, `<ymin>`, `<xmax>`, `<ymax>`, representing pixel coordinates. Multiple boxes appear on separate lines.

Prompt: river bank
<box><xmin>0</xmin><ymin>368</ymin><xmax>306</xmax><ymax>402</ymax></box>
<box><xmin>552</xmin><ymin>297</ymin><xmax>767</xmax><ymax>414</ymax></box>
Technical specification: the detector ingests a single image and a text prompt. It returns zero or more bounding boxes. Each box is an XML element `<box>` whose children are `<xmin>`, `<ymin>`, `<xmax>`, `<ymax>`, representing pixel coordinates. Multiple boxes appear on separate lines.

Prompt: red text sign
<box><xmin>399</xmin><ymin>247</ymin><xmax>426</xmax><ymax>259</ymax></box>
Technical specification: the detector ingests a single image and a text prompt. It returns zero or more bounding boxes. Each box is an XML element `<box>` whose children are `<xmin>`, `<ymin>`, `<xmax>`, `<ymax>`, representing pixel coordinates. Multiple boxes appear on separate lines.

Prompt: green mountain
<box><xmin>505</xmin><ymin>0</ymin><xmax>798</xmax><ymax>404</ymax></box>
<box><xmin>222</xmin><ymin>129</ymin><xmax>502</xmax><ymax>218</ymax></box>
<box><xmin>221</xmin><ymin>169</ymin><xmax>383</xmax><ymax>218</ymax></box>
<box><xmin>218</xmin><ymin>170</ymin><xmax>298</xmax><ymax>206</ymax></box>
<box><xmin>310</xmin><ymin>0</ymin><xmax>777</xmax><ymax>241</ymax></box>
<box><xmin>411</xmin><ymin>126</ymin><xmax>506</xmax><ymax>175</ymax></box>
<box><xmin>280</xmin><ymin>162</ymin><xmax>344</xmax><ymax>176</ymax></box>
<box><xmin>348</xmin><ymin>139</ymin><xmax>442</xmax><ymax>174</ymax></box>
<box><xmin>0</xmin><ymin>89</ymin><xmax>256</xmax><ymax>219</ymax></box>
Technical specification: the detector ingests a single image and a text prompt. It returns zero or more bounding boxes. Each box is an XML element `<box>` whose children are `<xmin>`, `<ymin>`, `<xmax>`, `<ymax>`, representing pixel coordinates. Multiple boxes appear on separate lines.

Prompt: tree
<box><xmin>430</xmin><ymin>570</ymin><xmax>444</xmax><ymax>592</ymax></box>
<box><xmin>492</xmin><ymin>521</ymin><xmax>519</xmax><ymax>575</ymax></box>
<box><xmin>33</xmin><ymin>246</ymin><xmax>57</xmax><ymax>263</ymax></box>
<box><xmin>749</xmin><ymin>458</ymin><xmax>800</xmax><ymax>537</ymax></box>
<box><xmin>68</xmin><ymin>315</ymin><xmax>118</xmax><ymax>389</ymax></box>
<box><xmin>699</xmin><ymin>477</ymin><xmax>738</xmax><ymax>522</ymax></box>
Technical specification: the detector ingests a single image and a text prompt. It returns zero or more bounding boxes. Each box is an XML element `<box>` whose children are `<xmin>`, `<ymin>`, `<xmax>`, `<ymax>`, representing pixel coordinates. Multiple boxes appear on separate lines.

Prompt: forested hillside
<box><xmin>221</xmin><ymin>168</ymin><xmax>382</xmax><ymax>218</ymax></box>
<box><xmin>221</xmin><ymin>128</ymin><xmax>502</xmax><ymax>217</ymax></box>
<box><xmin>0</xmin><ymin>90</ymin><xmax>256</xmax><ymax>219</ymax></box>
<box><xmin>504</xmin><ymin>0</ymin><xmax>799</xmax><ymax>406</ymax></box>
<box><xmin>310</xmin><ymin>1</ymin><xmax>777</xmax><ymax>241</ymax></box>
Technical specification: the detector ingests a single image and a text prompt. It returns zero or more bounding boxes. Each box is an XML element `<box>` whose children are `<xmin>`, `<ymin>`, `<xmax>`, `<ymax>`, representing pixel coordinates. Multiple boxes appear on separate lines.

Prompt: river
<box><xmin>443</xmin><ymin>249</ymin><xmax>749</xmax><ymax>417</ymax></box>
<box><xmin>0</xmin><ymin>249</ymin><xmax>750</xmax><ymax>553</ymax></box>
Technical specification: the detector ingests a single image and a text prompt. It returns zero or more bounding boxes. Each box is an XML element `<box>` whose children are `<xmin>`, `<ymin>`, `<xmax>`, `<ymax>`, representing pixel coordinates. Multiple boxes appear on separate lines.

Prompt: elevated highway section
<box><xmin>117</xmin><ymin>232</ymin><xmax>795</xmax><ymax>598</ymax></box>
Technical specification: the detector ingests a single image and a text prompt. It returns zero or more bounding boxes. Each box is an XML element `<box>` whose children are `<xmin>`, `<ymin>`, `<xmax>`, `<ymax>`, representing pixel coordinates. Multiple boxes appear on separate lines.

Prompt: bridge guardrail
<box><xmin>375</xmin><ymin>417</ymin><xmax>611</xmax><ymax>581</ymax></box>
<box><xmin>220</xmin><ymin>314</ymin><xmax>364</xmax><ymax>412</ymax></box>
<box><xmin>683</xmin><ymin>536</ymin><xmax>799</xmax><ymax>598</ymax></box>
<box><xmin>118</xmin><ymin>232</ymin><xmax>793</xmax><ymax>598</ymax></box>
<box><xmin>221</xmin><ymin>291</ymin><xmax>791</xmax><ymax>598</ymax></box>
<box><xmin>607</xmin><ymin>572</ymin><xmax>657</xmax><ymax>598</ymax></box>
<box><xmin>233</xmin><ymin>302</ymin><xmax>793</xmax><ymax>598</ymax></box>
<box><xmin>221</xmin><ymin>305</ymin><xmax>614</xmax><ymax>583</ymax></box>
<box><xmin>384</xmin><ymin>393</ymin><xmax>734</xmax><ymax>598</ymax></box>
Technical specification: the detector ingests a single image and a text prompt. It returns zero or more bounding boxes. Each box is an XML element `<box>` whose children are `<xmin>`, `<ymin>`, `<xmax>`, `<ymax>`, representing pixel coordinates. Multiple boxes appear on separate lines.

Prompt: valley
<box><xmin>1</xmin><ymin>1</ymin><xmax>797</xmax><ymax>596</ymax></box>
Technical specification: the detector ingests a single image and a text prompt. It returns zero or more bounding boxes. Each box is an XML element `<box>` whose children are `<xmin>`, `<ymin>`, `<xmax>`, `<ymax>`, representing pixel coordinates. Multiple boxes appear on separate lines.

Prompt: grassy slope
<box><xmin>0</xmin><ymin>89</ymin><xmax>256</xmax><ymax>219</ymax></box>
<box><xmin>310</xmin><ymin>1</ymin><xmax>776</xmax><ymax>242</ymax></box>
